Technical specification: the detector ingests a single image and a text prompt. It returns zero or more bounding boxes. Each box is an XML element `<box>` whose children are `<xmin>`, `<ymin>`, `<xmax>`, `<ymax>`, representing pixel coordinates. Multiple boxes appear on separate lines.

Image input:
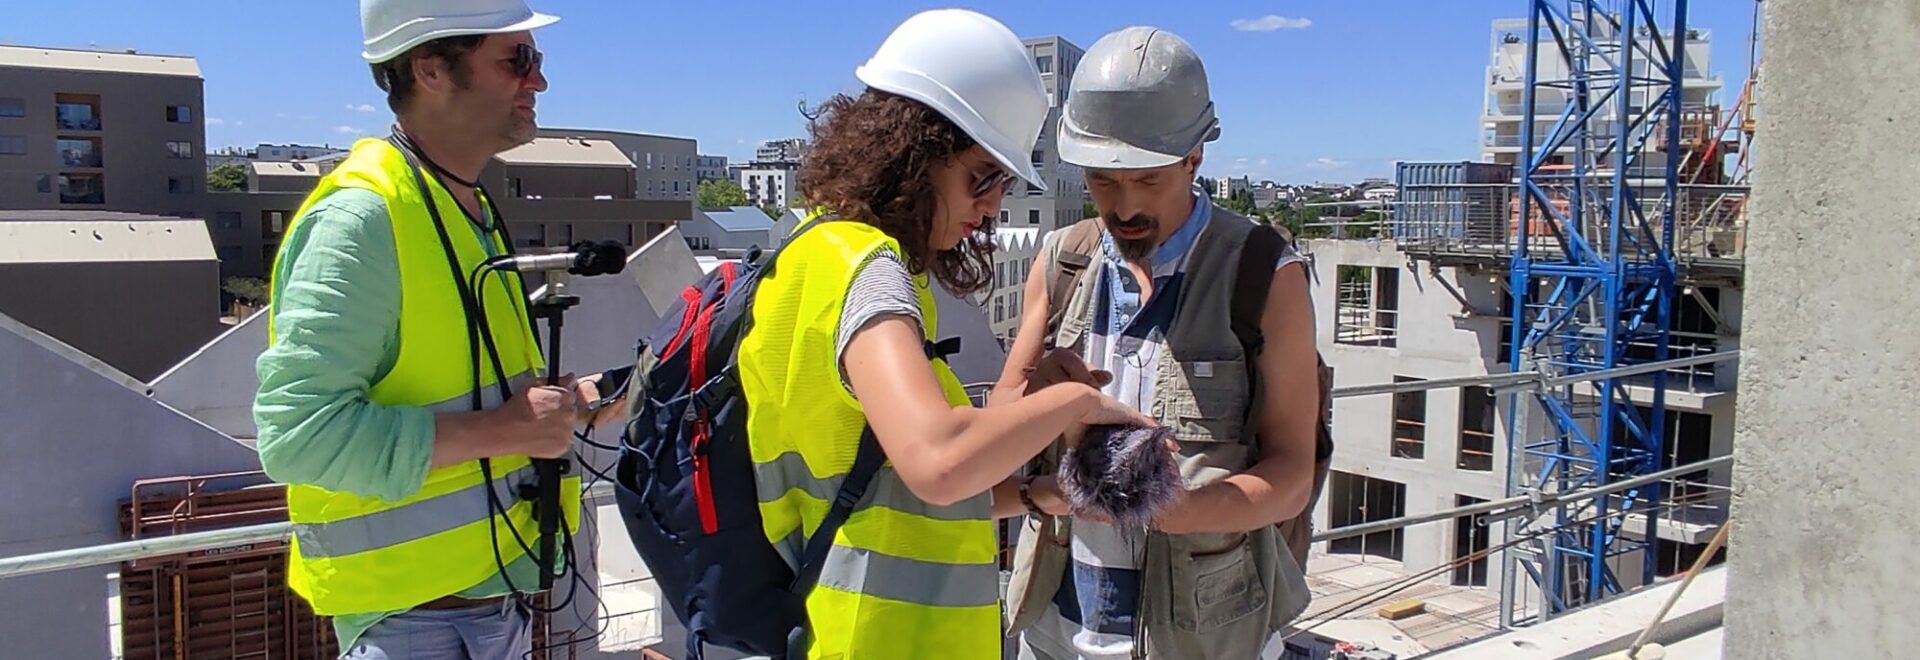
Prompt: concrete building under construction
<box><xmin>1295</xmin><ymin>8</ymin><xmax>1754</xmax><ymax>653</ymax></box>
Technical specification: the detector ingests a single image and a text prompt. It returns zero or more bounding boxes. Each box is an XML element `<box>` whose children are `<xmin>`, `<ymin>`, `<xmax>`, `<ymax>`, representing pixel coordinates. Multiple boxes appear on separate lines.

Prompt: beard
<box><xmin>1102</xmin><ymin>212</ymin><xmax>1160</xmax><ymax>261</ymax></box>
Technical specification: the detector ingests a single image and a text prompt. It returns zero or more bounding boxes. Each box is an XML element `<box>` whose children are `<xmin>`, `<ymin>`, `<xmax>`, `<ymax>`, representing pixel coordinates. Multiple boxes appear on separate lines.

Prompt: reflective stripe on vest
<box><xmin>738</xmin><ymin>218</ymin><xmax>1000</xmax><ymax>659</ymax></box>
<box><xmin>267</xmin><ymin>139</ymin><xmax>580</xmax><ymax>616</ymax></box>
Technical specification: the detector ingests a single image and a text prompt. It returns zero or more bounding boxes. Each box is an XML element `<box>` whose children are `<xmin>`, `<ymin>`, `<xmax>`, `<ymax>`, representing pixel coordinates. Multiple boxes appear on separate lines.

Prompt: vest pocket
<box><xmin>1162</xmin><ymin>358</ymin><xmax>1249</xmax><ymax>444</ymax></box>
<box><xmin>1169</xmin><ymin>533</ymin><xmax>1268</xmax><ymax>632</ymax></box>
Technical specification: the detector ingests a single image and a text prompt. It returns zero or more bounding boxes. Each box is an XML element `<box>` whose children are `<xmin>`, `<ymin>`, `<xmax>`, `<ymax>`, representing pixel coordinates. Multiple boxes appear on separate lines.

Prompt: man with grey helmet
<box><xmin>993</xmin><ymin>26</ymin><xmax>1322</xmax><ymax>659</ymax></box>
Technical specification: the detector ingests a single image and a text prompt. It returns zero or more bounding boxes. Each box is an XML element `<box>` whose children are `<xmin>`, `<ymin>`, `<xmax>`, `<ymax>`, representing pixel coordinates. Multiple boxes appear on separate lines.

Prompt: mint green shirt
<box><xmin>253</xmin><ymin>188</ymin><xmax>540</xmax><ymax>649</ymax></box>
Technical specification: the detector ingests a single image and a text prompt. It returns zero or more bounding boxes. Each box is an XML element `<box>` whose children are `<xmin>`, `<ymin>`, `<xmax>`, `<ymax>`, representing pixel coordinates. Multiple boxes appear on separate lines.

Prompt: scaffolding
<box><xmin>1499</xmin><ymin>0</ymin><xmax>1690</xmax><ymax>625</ymax></box>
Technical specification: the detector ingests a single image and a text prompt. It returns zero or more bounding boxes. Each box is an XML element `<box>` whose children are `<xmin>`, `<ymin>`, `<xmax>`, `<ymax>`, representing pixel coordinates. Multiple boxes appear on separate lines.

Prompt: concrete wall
<box><xmin>0</xmin><ymin>66</ymin><xmax>204</xmax><ymax>215</ymax></box>
<box><xmin>205</xmin><ymin>190</ymin><xmax>309</xmax><ymax>279</ymax></box>
<box><xmin>148</xmin><ymin>311</ymin><xmax>268</xmax><ymax>439</ymax></box>
<box><xmin>0</xmin><ymin>314</ymin><xmax>262</xmax><ymax>658</ymax></box>
<box><xmin>0</xmin><ymin>259</ymin><xmax>224</xmax><ymax>381</ymax></box>
<box><xmin>1723</xmin><ymin>1</ymin><xmax>1920</xmax><ymax>657</ymax></box>
<box><xmin>493</xmin><ymin>161</ymin><xmax>634</xmax><ymax>200</ymax></box>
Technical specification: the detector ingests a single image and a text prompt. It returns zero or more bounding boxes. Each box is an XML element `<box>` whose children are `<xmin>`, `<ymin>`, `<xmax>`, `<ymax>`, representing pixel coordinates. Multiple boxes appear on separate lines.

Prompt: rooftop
<box><xmin>701</xmin><ymin>206</ymin><xmax>775</xmax><ymax>233</ymax></box>
<box><xmin>0</xmin><ymin>44</ymin><xmax>201</xmax><ymax>77</ymax></box>
<box><xmin>0</xmin><ymin>219</ymin><xmax>215</xmax><ymax>264</ymax></box>
<box><xmin>248</xmin><ymin>161</ymin><xmax>324</xmax><ymax>177</ymax></box>
<box><xmin>495</xmin><ymin>136</ymin><xmax>636</xmax><ymax>168</ymax></box>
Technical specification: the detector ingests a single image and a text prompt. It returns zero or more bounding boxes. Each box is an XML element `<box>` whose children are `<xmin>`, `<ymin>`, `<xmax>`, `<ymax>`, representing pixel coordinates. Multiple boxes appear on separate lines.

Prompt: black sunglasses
<box><xmin>508</xmin><ymin>43</ymin><xmax>544</xmax><ymax>79</ymax></box>
<box><xmin>970</xmin><ymin>166</ymin><xmax>1014</xmax><ymax>198</ymax></box>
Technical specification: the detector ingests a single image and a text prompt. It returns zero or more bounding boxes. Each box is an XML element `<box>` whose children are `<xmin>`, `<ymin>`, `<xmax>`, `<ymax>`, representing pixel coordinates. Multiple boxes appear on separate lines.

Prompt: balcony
<box><xmin>55</xmin><ymin>94</ymin><xmax>101</xmax><ymax>131</ymax></box>
<box><xmin>57</xmin><ymin>137</ymin><xmax>101</xmax><ymax>168</ymax></box>
<box><xmin>59</xmin><ymin>173</ymin><xmax>104</xmax><ymax>204</ymax></box>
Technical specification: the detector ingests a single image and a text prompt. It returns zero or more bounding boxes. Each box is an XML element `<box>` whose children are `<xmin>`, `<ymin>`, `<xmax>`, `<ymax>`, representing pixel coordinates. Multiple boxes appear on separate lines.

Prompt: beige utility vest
<box><xmin>1005</xmin><ymin>207</ymin><xmax>1312</xmax><ymax>658</ymax></box>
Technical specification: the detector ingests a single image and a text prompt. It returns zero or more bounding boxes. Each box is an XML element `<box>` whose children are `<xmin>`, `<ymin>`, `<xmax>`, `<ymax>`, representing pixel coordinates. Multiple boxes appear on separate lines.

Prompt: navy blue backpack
<box><xmin>613</xmin><ymin>222</ymin><xmax>887</xmax><ymax>660</ymax></box>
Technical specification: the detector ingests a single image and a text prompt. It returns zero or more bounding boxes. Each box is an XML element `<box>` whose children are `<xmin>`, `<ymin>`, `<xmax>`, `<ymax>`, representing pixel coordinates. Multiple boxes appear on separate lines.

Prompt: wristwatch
<box><xmin>1018</xmin><ymin>476</ymin><xmax>1046</xmax><ymax>516</ymax></box>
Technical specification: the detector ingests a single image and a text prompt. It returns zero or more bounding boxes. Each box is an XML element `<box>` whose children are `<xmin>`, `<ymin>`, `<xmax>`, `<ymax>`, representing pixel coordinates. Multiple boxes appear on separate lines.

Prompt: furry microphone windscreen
<box><xmin>1057</xmin><ymin>424</ymin><xmax>1183</xmax><ymax>527</ymax></box>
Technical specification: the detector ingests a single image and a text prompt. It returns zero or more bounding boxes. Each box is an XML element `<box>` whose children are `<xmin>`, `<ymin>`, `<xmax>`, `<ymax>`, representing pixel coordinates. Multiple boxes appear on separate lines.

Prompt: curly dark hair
<box><xmin>800</xmin><ymin>89</ymin><xmax>996</xmax><ymax>295</ymax></box>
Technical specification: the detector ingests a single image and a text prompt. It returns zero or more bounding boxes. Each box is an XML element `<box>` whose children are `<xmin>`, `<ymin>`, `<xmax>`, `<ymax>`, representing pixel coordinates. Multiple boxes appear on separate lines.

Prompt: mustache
<box><xmin>1102</xmin><ymin>213</ymin><xmax>1159</xmax><ymax>230</ymax></box>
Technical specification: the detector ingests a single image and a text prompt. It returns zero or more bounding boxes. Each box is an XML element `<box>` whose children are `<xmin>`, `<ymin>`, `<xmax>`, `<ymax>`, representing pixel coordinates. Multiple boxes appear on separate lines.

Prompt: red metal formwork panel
<box><xmin>118</xmin><ymin>472</ymin><xmax>336</xmax><ymax>660</ymax></box>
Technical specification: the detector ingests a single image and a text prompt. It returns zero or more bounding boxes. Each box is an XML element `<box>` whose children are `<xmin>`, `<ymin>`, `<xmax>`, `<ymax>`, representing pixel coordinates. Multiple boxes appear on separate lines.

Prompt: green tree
<box><xmin>697</xmin><ymin>179</ymin><xmax>748</xmax><ymax>209</ymax></box>
<box><xmin>1082</xmin><ymin>200</ymin><xmax>1099</xmax><ymax>220</ymax></box>
<box><xmin>761</xmin><ymin>205</ymin><xmax>785</xmax><ymax>220</ymax></box>
<box><xmin>1199</xmin><ymin>177</ymin><xmax>1218</xmax><ymax>197</ymax></box>
<box><xmin>208</xmin><ymin>163</ymin><xmax>247</xmax><ymax>192</ymax></box>
<box><xmin>1220</xmin><ymin>188</ymin><xmax>1258</xmax><ymax>217</ymax></box>
<box><xmin>223</xmin><ymin>276</ymin><xmax>270</xmax><ymax>305</ymax></box>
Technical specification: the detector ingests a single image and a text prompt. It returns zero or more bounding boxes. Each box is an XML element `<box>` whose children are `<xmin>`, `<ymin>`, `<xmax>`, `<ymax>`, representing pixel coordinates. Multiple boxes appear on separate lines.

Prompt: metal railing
<box><xmin>1387</xmin><ymin>183</ymin><xmax>1748</xmax><ymax>264</ymax></box>
<box><xmin>0</xmin><ymin>351</ymin><xmax>1740</xmax><ymax>581</ymax></box>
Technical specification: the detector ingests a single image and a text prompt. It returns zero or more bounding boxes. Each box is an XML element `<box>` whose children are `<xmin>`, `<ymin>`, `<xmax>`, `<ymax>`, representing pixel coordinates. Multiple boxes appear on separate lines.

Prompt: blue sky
<box><xmin>5</xmin><ymin>1</ymin><xmax>1756</xmax><ymax>182</ymax></box>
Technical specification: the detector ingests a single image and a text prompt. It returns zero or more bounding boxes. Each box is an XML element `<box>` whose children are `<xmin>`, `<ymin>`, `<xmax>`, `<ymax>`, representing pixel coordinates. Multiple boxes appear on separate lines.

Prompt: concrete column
<box><xmin>1722</xmin><ymin>1</ymin><xmax>1920</xmax><ymax>657</ymax></box>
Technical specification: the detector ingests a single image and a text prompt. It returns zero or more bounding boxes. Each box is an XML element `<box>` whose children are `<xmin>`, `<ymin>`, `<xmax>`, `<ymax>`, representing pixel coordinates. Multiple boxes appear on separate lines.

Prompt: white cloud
<box><xmin>234</xmin><ymin>120</ymin><xmax>245</xmax><ymax>127</ymax></box>
<box><xmin>206</xmin><ymin>117</ymin><xmax>225</xmax><ymax>127</ymax></box>
<box><xmin>1307</xmin><ymin>157</ymin><xmax>1352</xmax><ymax>169</ymax></box>
<box><xmin>1231</xmin><ymin>15</ymin><xmax>1312</xmax><ymax>32</ymax></box>
<box><xmin>274</xmin><ymin>112</ymin><xmax>289</xmax><ymax>119</ymax></box>
<box><xmin>334</xmin><ymin>125</ymin><xmax>365</xmax><ymax>136</ymax></box>
<box><xmin>347</xmin><ymin>103</ymin><xmax>377</xmax><ymax>113</ymax></box>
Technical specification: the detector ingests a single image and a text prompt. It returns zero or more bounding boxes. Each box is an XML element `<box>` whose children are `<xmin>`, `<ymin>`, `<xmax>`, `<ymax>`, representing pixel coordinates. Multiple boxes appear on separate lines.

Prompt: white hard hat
<box><xmin>855</xmin><ymin>9</ymin><xmax>1049</xmax><ymax>191</ymax></box>
<box><xmin>361</xmin><ymin>0</ymin><xmax>560</xmax><ymax>64</ymax></box>
<box><xmin>1059</xmin><ymin>27</ymin><xmax>1220</xmax><ymax>169</ymax></box>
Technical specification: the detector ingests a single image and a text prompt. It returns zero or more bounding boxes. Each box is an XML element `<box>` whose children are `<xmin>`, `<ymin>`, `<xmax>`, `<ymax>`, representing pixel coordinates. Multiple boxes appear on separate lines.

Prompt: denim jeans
<box><xmin>340</xmin><ymin>601</ymin><xmax>532</xmax><ymax>660</ymax></box>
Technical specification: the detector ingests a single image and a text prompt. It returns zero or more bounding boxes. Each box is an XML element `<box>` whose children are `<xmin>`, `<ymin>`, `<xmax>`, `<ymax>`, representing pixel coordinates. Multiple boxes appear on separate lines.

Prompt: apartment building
<box><xmin>0</xmin><ymin>45</ymin><xmax>206</xmax><ymax>217</ymax></box>
<box><xmin>998</xmin><ymin>36</ymin><xmax>1090</xmax><ymax>232</ymax></box>
<box><xmin>539</xmin><ymin>127</ymin><xmax>697</xmax><ymax>207</ymax></box>
<box><xmin>486</xmin><ymin>135</ymin><xmax>690</xmax><ymax>249</ymax></box>
<box><xmin>694</xmin><ymin>154</ymin><xmax>729</xmax><ymax>183</ymax></box>
<box><xmin>755</xmin><ymin>138</ymin><xmax>806</xmax><ymax>164</ymax></box>
<box><xmin>986</xmin><ymin>228</ymin><xmax>1042</xmax><ymax>344</ymax></box>
<box><xmin>739</xmin><ymin>166</ymin><xmax>798</xmax><ymax>209</ymax></box>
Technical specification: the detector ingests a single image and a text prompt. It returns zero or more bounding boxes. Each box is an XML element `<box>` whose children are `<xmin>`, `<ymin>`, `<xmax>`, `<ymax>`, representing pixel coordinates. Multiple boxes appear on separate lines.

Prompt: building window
<box><xmin>626</xmin><ymin>224</ymin><xmax>637</xmax><ymax>246</ymax></box>
<box><xmin>262</xmin><ymin>211</ymin><xmax>286</xmax><ymax>237</ymax></box>
<box><xmin>0</xmin><ymin>134</ymin><xmax>24</xmax><ymax>155</ymax></box>
<box><xmin>166</xmin><ymin>105</ymin><xmax>193</xmax><ymax>123</ymax></box>
<box><xmin>1335</xmin><ymin>265</ymin><xmax>1399</xmax><ymax>347</ymax></box>
<box><xmin>167</xmin><ymin>141</ymin><xmax>194</xmax><ymax>159</ymax></box>
<box><xmin>1035</xmin><ymin>55</ymin><xmax>1054</xmax><ymax>73</ymax></box>
<box><xmin>168</xmin><ymin>176</ymin><xmax>192</xmax><ymax>194</ymax></box>
<box><xmin>1280</xmin><ymin>642</ymin><xmax>1315</xmax><ymax>660</ymax></box>
<box><xmin>55</xmin><ymin>93</ymin><xmax>101</xmax><ymax>130</ymax></box>
<box><xmin>216</xmin><ymin>211</ymin><xmax>243</xmax><ymax>231</ymax></box>
<box><xmin>36</xmin><ymin>174</ymin><xmax>52</xmax><ymax>193</ymax></box>
<box><xmin>262</xmin><ymin>245</ymin><xmax>279</xmax><ymax>272</ymax></box>
<box><xmin>507</xmin><ymin>177</ymin><xmax>522</xmax><ymax>198</ymax></box>
<box><xmin>999</xmin><ymin>209</ymin><xmax>1009</xmax><ymax>225</ymax></box>
<box><xmin>562</xmin><ymin>224</ymin><xmax>574</xmax><ymax>244</ymax></box>
<box><xmin>1459</xmin><ymin>386</ymin><xmax>1496</xmax><ymax>471</ymax></box>
<box><xmin>0</xmin><ymin>97</ymin><xmax>24</xmax><ymax>117</ymax></box>
<box><xmin>1391</xmin><ymin>376</ymin><xmax>1426</xmax><ymax>459</ymax></box>
<box><xmin>56</xmin><ymin>137</ymin><xmax>100</xmax><ymax>167</ymax></box>
<box><xmin>994</xmin><ymin>296</ymin><xmax>1004</xmax><ymax>324</ymax></box>
<box><xmin>1328</xmin><ymin>471</ymin><xmax>1406</xmax><ymax>560</ymax></box>
<box><xmin>1028</xmin><ymin>209</ymin><xmax>1040</xmax><ymax>225</ymax></box>
<box><xmin>59</xmin><ymin>173</ymin><xmax>104</xmax><ymax>204</ymax></box>
<box><xmin>1452</xmin><ymin>495</ymin><xmax>1491</xmax><ymax>586</ymax></box>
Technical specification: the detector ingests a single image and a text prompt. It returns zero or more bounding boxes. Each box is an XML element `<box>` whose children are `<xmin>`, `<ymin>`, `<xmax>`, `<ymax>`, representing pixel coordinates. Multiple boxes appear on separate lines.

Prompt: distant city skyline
<box><xmin>4</xmin><ymin>0</ymin><xmax>1757</xmax><ymax>182</ymax></box>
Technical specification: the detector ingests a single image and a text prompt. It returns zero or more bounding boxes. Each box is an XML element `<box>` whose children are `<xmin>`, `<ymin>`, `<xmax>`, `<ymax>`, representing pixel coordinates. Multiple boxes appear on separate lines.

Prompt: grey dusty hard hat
<box><xmin>1058</xmin><ymin>27</ymin><xmax>1220</xmax><ymax>169</ymax></box>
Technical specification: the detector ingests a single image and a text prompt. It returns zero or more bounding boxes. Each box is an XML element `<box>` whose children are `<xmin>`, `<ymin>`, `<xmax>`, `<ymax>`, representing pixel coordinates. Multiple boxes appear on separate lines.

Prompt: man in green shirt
<box><xmin>253</xmin><ymin>1</ymin><xmax>618</xmax><ymax>657</ymax></box>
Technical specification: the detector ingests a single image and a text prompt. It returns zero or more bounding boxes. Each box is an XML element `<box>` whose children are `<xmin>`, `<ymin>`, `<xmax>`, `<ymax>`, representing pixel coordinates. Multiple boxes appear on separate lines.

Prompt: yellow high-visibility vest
<box><xmin>266</xmin><ymin>138</ymin><xmax>581</xmax><ymax>616</ymax></box>
<box><xmin>739</xmin><ymin>218</ymin><xmax>1000</xmax><ymax>659</ymax></box>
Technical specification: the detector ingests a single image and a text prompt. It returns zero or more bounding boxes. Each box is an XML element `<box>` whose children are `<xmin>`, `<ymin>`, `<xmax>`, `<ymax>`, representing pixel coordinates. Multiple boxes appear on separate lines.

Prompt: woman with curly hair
<box><xmin>736</xmin><ymin>9</ymin><xmax>1151</xmax><ymax>659</ymax></box>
